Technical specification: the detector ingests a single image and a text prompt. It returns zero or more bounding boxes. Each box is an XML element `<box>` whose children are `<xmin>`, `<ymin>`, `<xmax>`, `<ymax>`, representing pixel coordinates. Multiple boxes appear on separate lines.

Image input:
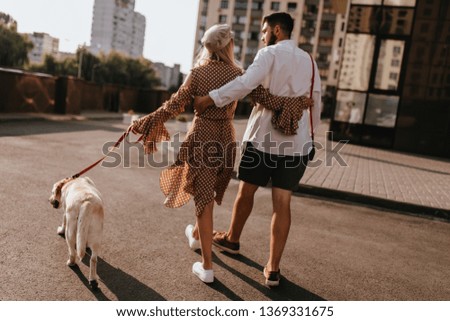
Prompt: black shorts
<box><xmin>237</xmin><ymin>142</ymin><xmax>309</xmax><ymax>191</ymax></box>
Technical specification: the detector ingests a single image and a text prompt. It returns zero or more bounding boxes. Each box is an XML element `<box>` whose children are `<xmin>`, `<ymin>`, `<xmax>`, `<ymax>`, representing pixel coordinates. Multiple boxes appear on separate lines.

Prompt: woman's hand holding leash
<box><xmin>126</xmin><ymin>121</ymin><xmax>144</xmax><ymax>144</ymax></box>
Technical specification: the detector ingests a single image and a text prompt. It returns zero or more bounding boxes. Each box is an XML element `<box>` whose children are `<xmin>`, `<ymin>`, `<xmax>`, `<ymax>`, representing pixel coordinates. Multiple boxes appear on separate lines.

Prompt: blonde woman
<box><xmin>131</xmin><ymin>24</ymin><xmax>311</xmax><ymax>283</ymax></box>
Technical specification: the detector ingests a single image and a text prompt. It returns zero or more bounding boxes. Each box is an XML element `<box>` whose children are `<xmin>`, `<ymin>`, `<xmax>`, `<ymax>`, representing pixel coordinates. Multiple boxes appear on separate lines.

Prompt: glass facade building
<box><xmin>329</xmin><ymin>0</ymin><xmax>450</xmax><ymax>158</ymax></box>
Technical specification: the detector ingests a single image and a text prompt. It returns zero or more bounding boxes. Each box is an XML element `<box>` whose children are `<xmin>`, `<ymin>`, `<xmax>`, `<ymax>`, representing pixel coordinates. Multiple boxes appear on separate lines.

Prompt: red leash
<box><xmin>71</xmin><ymin>127</ymin><xmax>142</xmax><ymax>179</ymax></box>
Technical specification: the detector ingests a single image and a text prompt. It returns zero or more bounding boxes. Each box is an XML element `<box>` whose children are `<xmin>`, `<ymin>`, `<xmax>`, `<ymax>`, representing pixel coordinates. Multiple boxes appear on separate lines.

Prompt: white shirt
<box><xmin>209</xmin><ymin>40</ymin><xmax>321</xmax><ymax>156</ymax></box>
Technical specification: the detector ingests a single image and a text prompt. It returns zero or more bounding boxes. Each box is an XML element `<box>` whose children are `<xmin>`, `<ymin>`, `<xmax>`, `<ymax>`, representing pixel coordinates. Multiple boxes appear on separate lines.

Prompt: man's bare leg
<box><xmin>267</xmin><ymin>187</ymin><xmax>292</xmax><ymax>272</ymax></box>
<box><xmin>227</xmin><ymin>181</ymin><xmax>259</xmax><ymax>242</ymax></box>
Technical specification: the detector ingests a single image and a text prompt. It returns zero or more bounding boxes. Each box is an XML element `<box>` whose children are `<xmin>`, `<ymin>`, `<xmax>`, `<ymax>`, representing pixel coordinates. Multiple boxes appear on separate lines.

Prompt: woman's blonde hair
<box><xmin>194</xmin><ymin>24</ymin><xmax>241</xmax><ymax>69</ymax></box>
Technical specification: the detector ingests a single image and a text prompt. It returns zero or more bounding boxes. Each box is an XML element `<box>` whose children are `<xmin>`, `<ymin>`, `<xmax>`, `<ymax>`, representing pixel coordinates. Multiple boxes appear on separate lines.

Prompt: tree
<box><xmin>94</xmin><ymin>52</ymin><xmax>160</xmax><ymax>89</ymax></box>
<box><xmin>76</xmin><ymin>47</ymin><xmax>100</xmax><ymax>81</ymax></box>
<box><xmin>29</xmin><ymin>55</ymin><xmax>57</xmax><ymax>74</ymax></box>
<box><xmin>28</xmin><ymin>55</ymin><xmax>78</xmax><ymax>76</ymax></box>
<box><xmin>26</xmin><ymin>49</ymin><xmax>160</xmax><ymax>89</ymax></box>
<box><xmin>0</xmin><ymin>25</ymin><xmax>33</xmax><ymax>68</ymax></box>
<box><xmin>60</xmin><ymin>56</ymin><xmax>78</xmax><ymax>76</ymax></box>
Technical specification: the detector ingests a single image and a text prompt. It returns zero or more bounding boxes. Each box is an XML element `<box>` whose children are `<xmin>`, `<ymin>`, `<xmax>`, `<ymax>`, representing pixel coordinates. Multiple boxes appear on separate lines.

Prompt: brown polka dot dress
<box><xmin>132</xmin><ymin>60</ymin><xmax>312</xmax><ymax>216</ymax></box>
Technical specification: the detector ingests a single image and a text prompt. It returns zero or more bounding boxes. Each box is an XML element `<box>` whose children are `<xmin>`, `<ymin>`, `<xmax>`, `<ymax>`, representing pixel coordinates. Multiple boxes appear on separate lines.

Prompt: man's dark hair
<box><xmin>262</xmin><ymin>12</ymin><xmax>294</xmax><ymax>38</ymax></box>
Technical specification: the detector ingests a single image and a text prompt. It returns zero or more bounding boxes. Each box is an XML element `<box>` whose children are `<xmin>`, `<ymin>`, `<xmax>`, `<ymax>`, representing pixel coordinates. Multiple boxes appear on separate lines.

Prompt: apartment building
<box><xmin>193</xmin><ymin>0</ymin><xmax>349</xmax><ymax>113</ymax></box>
<box><xmin>153</xmin><ymin>62</ymin><xmax>183</xmax><ymax>91</ymax></box>
<box><xmin>55</xmin><ymin>51</ymin><xmax>77</xmax><ymax>62</ymax></box>
<box><xmin>26</xmin><ymin>32</ymin><xmax>59</xmax><ymax>65</ymax></box>
<box><xmin>90</xmin><ymin>0</ymin><xmax>146</xmax><ymax>58</ymax></box>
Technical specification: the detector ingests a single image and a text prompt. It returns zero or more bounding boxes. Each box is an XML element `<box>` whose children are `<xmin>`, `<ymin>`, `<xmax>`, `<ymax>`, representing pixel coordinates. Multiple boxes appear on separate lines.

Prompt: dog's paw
<box><xmin>89</xmin><ymin>280</ymin><xmax>99</xmax><ymax>291</ymax></box>
<box><xmin>57</xmin><ymin>226</ymin><xmax>65</xmax><ymax>236</ymax></box>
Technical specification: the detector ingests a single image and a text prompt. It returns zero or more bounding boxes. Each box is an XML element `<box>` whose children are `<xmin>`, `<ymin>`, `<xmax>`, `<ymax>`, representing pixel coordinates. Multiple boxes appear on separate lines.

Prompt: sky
<box><xmin>0</xmin><ymin>0</ymin><xmax>200</xmax><ymax>73</ymax></box>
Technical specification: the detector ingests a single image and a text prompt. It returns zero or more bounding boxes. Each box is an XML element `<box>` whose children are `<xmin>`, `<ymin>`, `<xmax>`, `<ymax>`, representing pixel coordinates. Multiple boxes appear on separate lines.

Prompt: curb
<box><xmin>294</xmin><ymin>184</ymin><xmax>450</xmax><ymax>222</ymax></box>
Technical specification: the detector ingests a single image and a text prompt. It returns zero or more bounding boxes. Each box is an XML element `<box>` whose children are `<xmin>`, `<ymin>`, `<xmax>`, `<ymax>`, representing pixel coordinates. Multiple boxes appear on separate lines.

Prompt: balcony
<box><xmin>322</xmin><ymin>13</ymin><xmax>336</xmax><ymax>22</ymax></box>
<box><xmin>232</xmin><ymin>24</ymin><xmax>245</xmax><ymax>31</ymax></box>
<box><xmin>305</xmin><ymin>0</ymin><xmax>320</xmax><ymax>5</ymax></box>
<box><xmin>317</xmin><ymin>61</ymin><xmax>330</xmax><ymax>69</ymax></box>
<box><xmin>299</xmin><ymin>43</ymin><xmax>313</xmax><ymax>53</ymax></box>
<box><xmin>318</xmin><ymin>45</ymin><xmax>332</xmax><ymax>54</ymax></box>
<box><xmin>303</xmin><ymin>12</ymin><xmax>318</xmax><ymax>20</ymax></box>
<box><xmin>247</xmin><ymin>39</ymin><xmax>260</xmax><ymax>47</ymax></box>
<box><xmin>233</xmin><ymin>9</ymin><xmax>247</xmax><ymax>16</ymax></box>
<box><xmin>320</xmin><ymin>29</ymin><xmax>334</xmax><ymax>38</ymax></box>
<box><xmin>251</xmin><ymin>11</ymin><xmax>263</xmax><ymax>19</ymax></box>
<box><xmin>301</xmin><ymin>28</ymin><xmax>316</xmax><ymax>38</ymax></box>
<box><xmin>249</xmin><ymin>25</ymin><xmax>261</xmax><ymax>32</ymax></box>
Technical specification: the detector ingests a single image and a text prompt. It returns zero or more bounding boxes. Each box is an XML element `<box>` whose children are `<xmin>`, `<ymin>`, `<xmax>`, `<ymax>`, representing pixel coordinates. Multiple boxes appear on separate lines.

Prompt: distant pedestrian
<box><xmin>194</xmin><ymin>12</ymin><xmax>321</xmax><ymax>286</ymax></box>
<box><xmin>130</xmin><ymin>24</ymin><xmax>311</xmax><ymax>283</ymax></box>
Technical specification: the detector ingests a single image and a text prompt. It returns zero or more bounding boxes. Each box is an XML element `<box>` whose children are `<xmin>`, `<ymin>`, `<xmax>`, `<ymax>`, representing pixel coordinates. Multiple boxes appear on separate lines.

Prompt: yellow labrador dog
<box><xmin>49</xmin><ymin>176</ymin><xmax>104</xmax><ymax>289</ymax></box>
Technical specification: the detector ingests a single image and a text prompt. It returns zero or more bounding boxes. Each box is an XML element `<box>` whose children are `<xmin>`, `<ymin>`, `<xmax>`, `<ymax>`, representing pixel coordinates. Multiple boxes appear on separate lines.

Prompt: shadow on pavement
<box><xmin>78</xmin><ymin>254</ymin><xmax>166</xmax><ymax>301</ymax></box>
<box><xmin>69</xmin><ymin>264</ymin><xmax>110</xmax><ymax>301</ymax></box>
<box><xmin>192</xmin><ymin>249</ymin><xmax>243</xmax><ymax>300</ymax></box>
<box><xmin>207</xmin><ymin>278</ymin><xmax>244</xmax><ymax>301</ymax></box>
<box><xmin>214</xmin><ymin>252</ymin><xmax>324</xmax><ymax>301</ymax></box>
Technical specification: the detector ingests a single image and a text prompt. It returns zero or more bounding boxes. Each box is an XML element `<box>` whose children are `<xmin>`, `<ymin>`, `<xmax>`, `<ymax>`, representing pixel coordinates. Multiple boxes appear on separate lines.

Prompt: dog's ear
<box><xmin>56</xmin><ymin>178</ymin><xmax>68</xmax><ymax>189</ymax></box>
<box><xmin>56</xmin><ymin>177</ymin><xmax>72</xmax><ymax>195</ymax></box>
<box><xmin>54</xmin><ymin>183</ymin><xmax>63</xmax><ymax>200</ymax></box>
<box><xmin>50</xmin><ymin>177</ymin><xmax>72</xmax><ymax>208</ymax></box>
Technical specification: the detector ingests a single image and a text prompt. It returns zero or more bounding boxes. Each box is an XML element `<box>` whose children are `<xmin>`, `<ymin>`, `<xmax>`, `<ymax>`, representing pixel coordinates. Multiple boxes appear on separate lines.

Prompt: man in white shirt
<box><xmin>194</xmin><ymin>12</ymin><xmax>321</xmax><ymax>286</ymax></box>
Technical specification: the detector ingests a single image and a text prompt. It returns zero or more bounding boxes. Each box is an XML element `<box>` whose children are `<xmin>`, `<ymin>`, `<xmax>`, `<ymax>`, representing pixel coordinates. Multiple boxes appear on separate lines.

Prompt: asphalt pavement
<box><xmin>0</xmin><ymin>115</ymin><xmax>449</xmax><ymax>301</ymax></box>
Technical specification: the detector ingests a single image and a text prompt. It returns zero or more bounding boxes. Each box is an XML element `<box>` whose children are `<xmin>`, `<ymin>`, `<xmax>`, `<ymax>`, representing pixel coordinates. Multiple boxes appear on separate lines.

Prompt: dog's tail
<box><xmin>76</xmin><ymin>201</ymin><xmax>93</xmax><ymax>260</ymax></box>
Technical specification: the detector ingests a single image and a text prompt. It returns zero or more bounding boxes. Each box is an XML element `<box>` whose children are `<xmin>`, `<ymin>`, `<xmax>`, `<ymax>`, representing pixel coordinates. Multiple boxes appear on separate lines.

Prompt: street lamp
<box><xmin>77</xmin><ymin>43</ymin><xmax>86</xmax><ymax>79</ymax></box>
